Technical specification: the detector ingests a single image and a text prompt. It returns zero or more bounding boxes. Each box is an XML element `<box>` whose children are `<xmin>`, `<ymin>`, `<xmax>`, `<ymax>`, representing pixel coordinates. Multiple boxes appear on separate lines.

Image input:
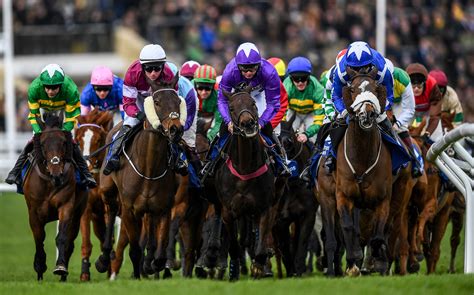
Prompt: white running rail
<box><xmin>427</xmin><ymin>123</ymin><xmax>474</xmax><ymax>274</ymax></box>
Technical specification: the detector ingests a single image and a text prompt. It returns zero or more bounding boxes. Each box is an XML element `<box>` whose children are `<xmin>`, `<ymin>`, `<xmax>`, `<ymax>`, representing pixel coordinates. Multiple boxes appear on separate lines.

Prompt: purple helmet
<box><xmin>345</xmin><ymin>41</ymin><xmax>374</xmax><ymax>68</ymax></box>
<box><xmin>235</xmin><ymin>42</ymin><xmax>261</xmax><ymax>65</ymax></box>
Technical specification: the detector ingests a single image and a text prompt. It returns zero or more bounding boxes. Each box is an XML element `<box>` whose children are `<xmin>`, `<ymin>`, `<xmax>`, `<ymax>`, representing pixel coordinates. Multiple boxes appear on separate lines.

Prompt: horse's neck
<box><xmin>229</xmin><ymin>135</ymin><xmax>266</xmax><ymax>174</ymax></box>
<box><xmin>130</xmin><ymin>130</ymin><xmax>168</xmax><ymax>174</ymax></box>
<box><xmin>345</xmin><ymin>122</ymin><xmax>381</xmax><ymax>166</ymax></box>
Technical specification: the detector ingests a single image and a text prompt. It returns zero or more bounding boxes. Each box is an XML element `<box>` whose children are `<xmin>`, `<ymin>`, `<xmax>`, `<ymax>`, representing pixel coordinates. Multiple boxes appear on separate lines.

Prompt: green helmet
<box><xmin>39</xmin><ymin>64</ymin><xmax>65</xmax><ymax>85</ymax></box>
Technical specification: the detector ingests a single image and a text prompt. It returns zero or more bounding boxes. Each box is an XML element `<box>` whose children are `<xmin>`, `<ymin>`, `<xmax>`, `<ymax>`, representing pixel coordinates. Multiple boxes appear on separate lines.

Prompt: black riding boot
<box><xmin>400</xmin><ymin>133</ymin><xmax>423</xmax><ymax>178</ymax></box>
<box><xmin>169</xmin><ymin>143</ymin><xmax>188</xmax><ymax>176</ymax></box>
<box><xmin>271</xmin><ymin>134</ymin><xmax>291</xmax><ymax>177</ymax></box>
<box><xmin>378</xmin><ymin>117</ymin><xmax>398</xmax><ymax>140</ymax></box>
<box><xmin>5</xmin><ymin>141</ymin><xmax>33</xmax><ymax>185</ymax></box>
<box><xmin>324</xmin><ymin>121</ymin><xmax>347</xmax><ymax>173</ymax></box>
<box><xmin>103</xmin><ymin>125</ymin><xmax>131</xmax><ymax>175</ymax></box>
<box><xmin>73</xmin><ymin>143</ymin><xmax>97</xmax><ymax>188</ymax></box>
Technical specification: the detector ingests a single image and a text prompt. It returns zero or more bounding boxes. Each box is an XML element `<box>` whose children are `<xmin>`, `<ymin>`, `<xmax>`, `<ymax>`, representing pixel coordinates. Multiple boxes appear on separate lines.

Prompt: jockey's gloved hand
<box><xmin>421</xmin><ymin>132</ymin><xmax>433</xmax><ymax>145</ymax></box>
<box><xmin>337</xmin><ymin>109</ymin><xmax>348</xmax><ymax>119</ymax></box>
<box><xmin>136</xmin><ymin>111</ymin><xmax>146</xmax><ymax>121</ymax></box>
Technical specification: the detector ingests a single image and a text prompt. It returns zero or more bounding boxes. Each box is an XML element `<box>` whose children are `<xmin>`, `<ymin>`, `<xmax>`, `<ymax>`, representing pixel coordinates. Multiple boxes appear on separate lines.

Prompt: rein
<box><xmin>343</xmin><ymin>123</ymin><xmax>382</xmax><ymax>184</ymax></box>
<box><xmin>122</xmin><ymin>144</ymin><xmax>168</xmax><ymax>180</ymax></box>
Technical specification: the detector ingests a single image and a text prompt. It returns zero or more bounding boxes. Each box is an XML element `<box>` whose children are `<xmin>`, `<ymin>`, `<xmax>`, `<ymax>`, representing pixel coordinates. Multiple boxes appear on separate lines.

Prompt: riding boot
<box><xmin>103</xmin><ymin>125</ymin><xmax>131</xmax><ymax>175</ymax></box>
<box><xmin>378</xmin><ymin>118</ymin><xmax>398</xmax><ymax>140</ymax></box>
<box><xmin>5</xmin><ymin>141</ymin><xmax>33</xmax><ymax>185</ymax></box>
<box><xmin>73</xmin><ymin>143</ymin><xmax>97</xmax><ymax>188</ymax></box>
<box><xmin>169</xmin><ymin>143</ymin><xmax>188</xmax><ymax>176</ymax></box>
<box><xmin>400</xmin><ymin>135</ymin><xmax>423</xmax><ymax>178</ymax></box>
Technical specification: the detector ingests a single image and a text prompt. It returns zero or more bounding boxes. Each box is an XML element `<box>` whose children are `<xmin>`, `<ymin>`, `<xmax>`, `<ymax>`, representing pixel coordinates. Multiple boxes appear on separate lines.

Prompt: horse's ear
<box><xmin>342</xmin><ymin>86</ymin><xmax>354</xmax><ymax>114</ymax></box>
<box><xmin>369</xmin><ymin>66</ymin><xmax>378</xmax><ymax>79</ymax></box>
<box><xmin>171</xmin><ymin>74</ymin><xmax>180</xmax><ymax>89</ymax></box>
<box><xmin>222</xmin><ymin>89</ymin><xmax>232</xmax><ymax>100</ymax></box>
<box><xmin>243</xmin><ymin>84</ymin><xmax>253</xmax><ymax>94</ymax></box>
<box><xmin>35</xmin><ymin>113</ymin><xmax>45</xmax><ymax>131</ymax></box>
<box><xmin>346</xmin><ymin>67</ymin><xmax>357</xmax><ymax>80</ymax></box>
<box><xmin>376</xmin><ymin>85</ymin><xmax>387</xmax><ymax>113</ymax></box>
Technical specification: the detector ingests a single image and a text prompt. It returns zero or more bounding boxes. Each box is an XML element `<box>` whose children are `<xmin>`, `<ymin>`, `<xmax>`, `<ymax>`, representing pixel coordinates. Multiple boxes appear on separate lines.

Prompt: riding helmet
<box><xmin>139</xmin><ymin>44</ymin><xmax>166</xmax><ymax>64</ymax></box>
<box><xmin>235</xmin><ymin>42</ymin><xmax>261</xmax><ymax>65</ymax></box>
<box><xmin>39</xmin><ymin>64</ymin><xmax>65</xmax><ymax>86</ymax></box>
<box><xmin>90</xmin><ymin>66</ymin><xmax>113</xmax><ymax>86</ymax></box>
<box><xmin>345</xmin><ymin>41</ymin><xmax>374</xmax><ymax>67</ymax></box>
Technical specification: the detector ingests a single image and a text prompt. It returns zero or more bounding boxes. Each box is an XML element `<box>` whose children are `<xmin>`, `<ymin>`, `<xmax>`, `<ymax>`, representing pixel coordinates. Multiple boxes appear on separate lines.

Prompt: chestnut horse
<box><xmin>336</xmin><ymin>68</ymin><xmax>391</xmax><ymax>276</ymax></box>
<box><xmin>74</xmin><ymin>109</ymin><xmax>114</xmax><ymax>281</ymax></box>
<box><xmin>23</xmin><ymin>111</ymin><xmax>88</xmax><ymax>281</ymax></box>
<box><xmin>214</xmin><ymin>89</ymin><xmax>276</xmax><ymax>281</ymax></box>
<box><xmin>99</xmin><ymin>75</ymin><xmax>186</xmax><ymax>279</ymax></box>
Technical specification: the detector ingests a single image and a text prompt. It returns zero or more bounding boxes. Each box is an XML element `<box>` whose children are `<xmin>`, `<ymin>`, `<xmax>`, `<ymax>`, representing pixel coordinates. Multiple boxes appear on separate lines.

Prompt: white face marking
<box><xmin>358</xmin><ymin>80</ymin><xmax>369</xmax><ymax>92</ymax></box>
<box><xmin>82</xmin><ymin>129</ymin><xmax>93</xmax><ymax>166</ymax></box>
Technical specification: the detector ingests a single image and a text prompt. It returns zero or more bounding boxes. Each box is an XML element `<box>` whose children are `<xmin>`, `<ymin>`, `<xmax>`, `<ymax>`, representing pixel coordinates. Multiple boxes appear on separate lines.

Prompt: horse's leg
<box><xmin>205</xmin><ymin>205</ymin><xmax>223</xmax><ymax>268</ymax></box>
<box><xmin>54</xmin><ymin>202</ymin><xmax>76</xmax><ymax>280</ymax></box>
<box><xmin>427</xmin><ymin>198</ymin><xmax>452</xmax><ymax>274</ymax></box>
<box><xmin>336</xmin><ymin>194</ymin><xmax>361</xmax><ymax>276</ymax></box>
<box><xmin>165</xmin><ymin>215</ymin><xmax>180</xmax><ymax>274</ymax></box>
<box><xmin>121</xmin><ymin>208</ymin><xmax>142</xmax><ymax>279</ymax></box>
<box><xmin>61</xmin><ymin>197</ymin><xmax>85</xmax><ymax>282</ymax></box>
<box><xmin>273</xmin><ymin>220</ymin><xmax>294</xmax><ymax>277</ymax></box>
<box><xmin>222</xmin><ymin>208</ymin><xmax>241</xmax><ymax>281</ymax></box>
<box><xmin>449</xmin><ymin>208</ymin><xmax>463</xmax><ymax>274</ymax></box>
<box><xmin>110</xmin><ymin>222</ymin><xmax>128</xmax><ymax>280</ymax></box>
<box><xmin>80</xmin><ymin>202</ymin><xmax>93</xmax><ymax>281</ymax></box>
<box><xmin>153</xmin><ymin>213</ymin><xmax>171</xmax><ymax>275</ymax></box>
<box><xmin>294</xmin><ymin>215</ymin><xmax>316</xmax><ymax>277</ymax></box>
<box><xmin>371</xmin><ymin>197</ymin><xmax>390</xmax><ymax>275</ymax></box>
<box><xmin>252</xmin><ymin>206</ymin><xmax>275</xmax><ymax>279</ymax></box>
<box><xmin>319</xmin><ymin>197</ymin><xmax>338</xmax><ymax>277</ymax></box>
<box><xmin>28</xmin><ymin>211</ymin><xmax>47</xmax><ymax>281</ymax></box>
<box><xmin>143</xmin><ymin>215</ymin><xmax>157</xmax><ymax>275</ymax></box>
<box><xmin>95</xmin><ymin>192</ymin><xmax>119</xmax><ymax>273</ymax></box>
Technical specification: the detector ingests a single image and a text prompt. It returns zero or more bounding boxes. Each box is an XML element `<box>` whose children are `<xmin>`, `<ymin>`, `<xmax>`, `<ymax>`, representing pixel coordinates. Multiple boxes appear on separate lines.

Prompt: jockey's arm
<box><xmin>122</xmin><ymin>83</ymin><xmax>141</xmax><ymax>118</ymax></box>
<box><xmin>207</xmin><ymin>109</ymin><xmax>222</xmax><ymax>141</ymax></box>
<box><xmin>183</xmin><ymin>88</ymin><xmax>197</xmax><ymax>131</ymax></box>
<box><xmin>63</xmin><ymin>87</ymin><xmax>81</xmax><ymax>132</ymax></box>
<box><xmin>260</xmin><ymin>73</ymin><xmax>281</xmax><ymax>128</ymax></box>
<box><xmin>330</xmin><ymin>73</ymin><xmax>346</xmax><ymax>114</ymax></box>
<box><xmin>270</xmin><ymin>81</ymin><xmax>288</xmax><ymax>129</ymax></box>
<box><xmin>217</xmin><ymin>76</ymin><xmax>233</xmax><ymax>126</ymax></box>
<box><xmin>426</xmin><ymin>86</ymin><xmax>443</xmax><ymax>135</ymax></box>
<box><xmin>395</xmin><ymin>83</ymin><xmax>416</xmax><ymax>127</ymax></box>
<box><xmin>381</xmin><ymin>70</ymin><xmax>395</xmax><ymax>111</ymax></box>
<box><xmin>304</xmin><ymin>84</ymin><xmax>325</xmax><ymax>139</ymax></box>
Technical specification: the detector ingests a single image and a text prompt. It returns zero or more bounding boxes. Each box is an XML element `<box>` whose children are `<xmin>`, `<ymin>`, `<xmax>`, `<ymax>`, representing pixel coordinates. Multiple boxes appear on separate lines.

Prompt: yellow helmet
<box><xmin>267</xmin><ymin>57</ymin><xmax>286</xmax><ymax>77</ymax></box>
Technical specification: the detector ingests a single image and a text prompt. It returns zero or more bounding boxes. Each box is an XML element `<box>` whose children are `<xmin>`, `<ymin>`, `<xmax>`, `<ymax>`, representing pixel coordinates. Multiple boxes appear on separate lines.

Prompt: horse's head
<box><xmin>144</xmin><ymin>74</ymin><xmax>185</xmax><ymax>143</ymax></box>
<box><xmin>279</xmin><ymin>121</ymin><xmax>298</xmax><ymax>157</ymax></box>
<box><xmin>35</xmin><ymin>111</ymin><xmax>72</xmax><ymax>187</ymax></box>
<box><xmin>343</xmin><ymin>67</ymin><xmax>386</xmax><ymax>130</ymax></box>
<box><xmin>224</xmin><ymin>86</ymin><xmax>259</xmax><ymax>138</ymax></box>
<box><xmin>75</xmin><ymin>109</ymin><xmax>112</xmax><ymax>173</ymax></box>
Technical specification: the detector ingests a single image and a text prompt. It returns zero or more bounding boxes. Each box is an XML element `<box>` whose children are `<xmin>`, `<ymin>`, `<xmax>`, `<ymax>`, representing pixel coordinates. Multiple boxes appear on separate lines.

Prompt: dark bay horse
<box><xmin>23</xmin><ymin>111</ymin><xmax>88</xmax><ymax>281</ymax></box>
<box><xmin>336</xmin><ymin>67</ymin><xmax>392</xmax><ymax>276</ymax></box>
<box><xmin>214</xmin><ymin>89</ymin><xmax>277</xmax><ymax>281</ymax></box>
<box><xmin>74</xmin><ymin>109</ymin><xmax>113</xmax><ymax>281</ymax></box>
<box><xmin>99</xmin><ymin>75</ymin><xmax>185</xmax><ymax>279</ymax></box>
<box><xmin>273</xmin><ymin>121</ymin><xmax>317</xmax><ymax>277</ymax></box>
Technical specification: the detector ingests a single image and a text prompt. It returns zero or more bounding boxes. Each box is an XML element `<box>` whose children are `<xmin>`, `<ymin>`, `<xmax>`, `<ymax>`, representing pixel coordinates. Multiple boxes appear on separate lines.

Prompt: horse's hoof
<box><xmin>415</xmin><ymin>253</ymin><xmax>424</xmax><ymax>262</ymax></box>
<box><xmin>217</xmin><ymin>268</ymin><xmax>226</xmax><ymax>280</ymax></box>
<box><xmin>162</xmin><ymin>268</ymin><xmax>173</xmax><ymax>279</ymax></box>
<box><xmin>53</xmin><ymin>265</ymin><xmax>69</xmax><ymax>277</ymax></box>
<box><xmin>151</xmin><ymin>258</ymin><xmax>166</xmax><ymax>273</ymax></box>
<box><xmin>109</xmin><ymin>272</ymin><xmax>117</xmax><ymax>281</ymax></box>
<box><xmin>95</xmin><ymin>255</ymin><xmax>110</xmax><ymax>273</ymax></box>
<box><xmin>408</xmin><ymin>262</ymin><xmax>420</xmax><ymax>273</ymax></box>
<box><xmin>80</xmin><ymin>272</ymin><xmax>90</xmax><ymax>282</ymax></box>
<box><xmin>345</xmin><ymin>265</ymin><xmax>361</xmax><ymax>277</ymax></box>
<box><xmin>229</xmin><ymin>260</ymin><xmax>240</xmax><ymax>281</ymax></box>
<box><xmin>37</xmin><ymin>273</ymin><xmax>43</xmax><ymax>281</ymax></box>
<box><xmin>250</xmin><ymin>262</ymin><xmax>264</xmax><ymax>279</ymax></box>
<box><xmin>195</xmin><ymin>266</ymin><xmax>207</xmax><ymax>279</ymax></box>
<box><xmin>60</xmin><ymin>274</ymin><xmax>67</xmax><ymax>282</ymax></box>
<box><xmin>374</xmin><ymin>260</ymin><xmax>388</xmax><ymax>275</ymax></box>
<box><xmin>240</xmin><ymin>264</ymin><xmax>248</xmax><ymax>275</ymax></box>
<box><xmin>143</xmin><ymin>260</ymin><xmax>155</xmax><ymax>275</ymax></box>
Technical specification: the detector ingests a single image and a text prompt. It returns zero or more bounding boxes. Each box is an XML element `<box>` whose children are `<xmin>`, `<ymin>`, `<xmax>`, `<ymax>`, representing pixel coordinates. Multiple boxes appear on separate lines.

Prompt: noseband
<box><xmin>230</xmin><ymin>93</ymin><xmax>259</xmax><ymax>138</ymax></box>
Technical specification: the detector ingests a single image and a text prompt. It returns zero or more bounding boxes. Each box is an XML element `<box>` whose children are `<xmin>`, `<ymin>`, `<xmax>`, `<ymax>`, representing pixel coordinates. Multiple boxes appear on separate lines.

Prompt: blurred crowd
<box><xmin>2</xmin><ymin>0</ymin><xmax>474</xmax><ymax>130</ymax></box>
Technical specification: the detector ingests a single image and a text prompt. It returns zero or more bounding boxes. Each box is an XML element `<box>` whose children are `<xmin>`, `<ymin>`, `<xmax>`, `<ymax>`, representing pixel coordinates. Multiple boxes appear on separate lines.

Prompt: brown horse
<box><xmin>74</xmin><ymin>109</ymin><xmax>114</xmax><ymax>281</ymax></box>
<box><xmin>99</xmin><ymin>75</ymin><xmax>185</xmax><ymax>279</ymax></box>
<box><xmin>336</xmin><ymin>67</ymin><xmax>392</xmax><ymax>276</ymax></box>
<box><xmin>23</xmin><ymin>111</ymin><xmax>88</xmax><ymax>281</ymax></box>
<box><xmin>214</xmin><ymin>89</ymin><xmax>277</xmax><ymax>281</ymax></box>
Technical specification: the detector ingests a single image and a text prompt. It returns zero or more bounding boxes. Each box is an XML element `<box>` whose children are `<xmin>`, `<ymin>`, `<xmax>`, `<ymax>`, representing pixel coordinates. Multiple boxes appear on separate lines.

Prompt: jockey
<box><xmin>194</xmin><ymin>64</ymin><xmax>222</xmax><ymax>141</ymax></box>
<box><xmin>283</xmin><ymin>56</ymin><xmax>325</xmax><ymax>144</ymax></box>
<box><xmin>267</xmin><ymin>57</ymin><xmax>287</xmax><ymax>81</ymax></box>
<box><xmin>429</xmin><ymin>69</ymin><xmax>464</xmax><ymax>129</ymax></box>
<box><xmin>180</xmin><ymin>60</ymin><xmax>201</xmax><ymax>81</ymax></box>
<box><xmin>385</xmin><ymin>59</ymin><xmax>423</xmax><ymax>177</ymax></box>
<box><xmin>80</xmin><ymin>65</ymin><xmax>124</xmax><ymax>124</ymax></box>
<box><xmin>406</xmin><ymin>63</ymin><xmax>443</xmax><ymax>142</ymax></box>
<box><xmin>267</xmin><ymin>57</ymin><xmax>289</xmax><ymax>135</ymax></box>
<box><xmin>327</xmin><ymin>41</ymin><xmax>396</xmax><ymax>171</ymax></box>
<box><xmin>103</xmin><ymin>44</ymin><xmax>197</xmax><ymax>176</ymax></box>
<box><xmin>201</xmin><ymin>42</ymin><xmax>290</xmax><ymax>178</ymax></box>
<box><xmin>5</xmin><ymin>64</ymin><xmax>96</xmax><ymax>188</ymax></box>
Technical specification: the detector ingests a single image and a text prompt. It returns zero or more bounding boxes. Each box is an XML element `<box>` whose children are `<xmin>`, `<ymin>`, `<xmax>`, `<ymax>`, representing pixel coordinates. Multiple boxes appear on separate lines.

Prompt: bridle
<box><xmin>229</xmin><ymin>92</ymin><xmax>259</xmax><ymax>138</ymax></box>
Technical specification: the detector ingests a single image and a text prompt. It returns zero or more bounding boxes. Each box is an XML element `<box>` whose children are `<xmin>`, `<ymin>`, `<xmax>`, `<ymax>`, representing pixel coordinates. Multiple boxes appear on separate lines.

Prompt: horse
<box><xmin>214</xmin><ymin>88</ymin><xmax>277</xmax><ymax>281</ymax></box>
<box><xmin>273</xmin><ymin>121</ymin><xmax>317</xmax><ymax>277</ymax></box>
<box><xmin>23</xmin><ymin>111</ymin><xmax>88</xmax><ymax>281</ymax></box>
<box><xmin>98</xmin><ymin>75</ymin><xmax>185</xmax><ymax>279</ymax></box>
<box><xmin>74</xmin><ymin>109</ymin><xmax>114</xmax><ymax>281</ymax></box>
<box><xmin>335</xmin><ymin>67</ymin><xmax>392</xmax><ymax>276</ymax></box>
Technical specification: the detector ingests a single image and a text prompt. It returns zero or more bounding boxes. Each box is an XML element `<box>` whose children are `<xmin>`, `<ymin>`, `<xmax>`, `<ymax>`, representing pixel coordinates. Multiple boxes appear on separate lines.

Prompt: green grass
<box><xmin>0</xmin><ymin>191</ymin><xmax>473</xmax><ymax>294</ymax></box>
